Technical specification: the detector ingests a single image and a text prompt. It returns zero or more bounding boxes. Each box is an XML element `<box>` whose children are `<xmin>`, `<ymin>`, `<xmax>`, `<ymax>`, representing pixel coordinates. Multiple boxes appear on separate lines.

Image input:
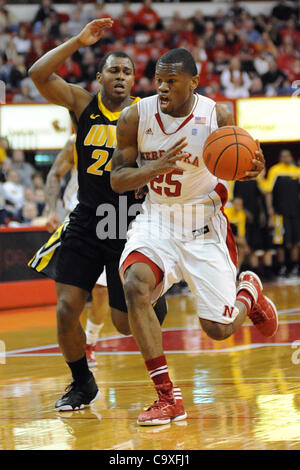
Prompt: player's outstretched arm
<box><xmin>28</xmin><ymin>19</ymin><xmax>113</xmax><ymax>118</ymax></box>
<box><xmin>110</xmin><ymin>105</ymin><xmax>189</xmax><ymax>193</ymax></box>
<box><xmin>45</xmin><ymin>135</ymin><xmax>76</xmax><ymax>233</ymax></box>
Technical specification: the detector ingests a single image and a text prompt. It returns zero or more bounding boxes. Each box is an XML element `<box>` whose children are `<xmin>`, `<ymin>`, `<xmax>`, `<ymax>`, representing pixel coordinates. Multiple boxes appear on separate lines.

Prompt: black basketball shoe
<box><xmin>55</xmin><ymin>375</ymin><xmax>100</xmax><ymax>411</ymax></box>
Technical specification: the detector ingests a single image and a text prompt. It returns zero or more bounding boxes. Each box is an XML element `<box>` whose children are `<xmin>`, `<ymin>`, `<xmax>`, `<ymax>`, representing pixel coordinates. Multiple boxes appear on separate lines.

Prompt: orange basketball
<box><xmin>203</xmin><ymin>126</ymin><xmax>258</xmax><ymax>181</ymax></box>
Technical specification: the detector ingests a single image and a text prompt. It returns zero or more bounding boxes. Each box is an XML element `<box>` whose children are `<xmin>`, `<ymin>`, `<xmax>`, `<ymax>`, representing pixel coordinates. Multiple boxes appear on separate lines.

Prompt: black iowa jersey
<box><xmin>75</xmin><ymin>93</ymin><xmax>140</xmax><ymax>210</ymax></box>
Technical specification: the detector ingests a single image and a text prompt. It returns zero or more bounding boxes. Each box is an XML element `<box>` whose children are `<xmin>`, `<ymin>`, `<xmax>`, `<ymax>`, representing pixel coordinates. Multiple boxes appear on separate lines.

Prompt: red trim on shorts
<box><xmin>214</xmin><ymin>182</ymin><xmax>238</xmax><ymax>268</ymax></box>
<box><xmin>123</xmin><ymin>251</ymin><xmax>164</xmax><ymax>287</ymax></box>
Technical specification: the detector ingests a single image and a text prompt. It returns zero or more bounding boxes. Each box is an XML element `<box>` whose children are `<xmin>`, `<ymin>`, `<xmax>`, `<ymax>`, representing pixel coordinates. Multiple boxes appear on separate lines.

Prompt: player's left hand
<box><xmin>135</xmin><ymin>185</ymin><xmax>148</xmax><ymax>199</ymax></box>
<box><xmin>239</xmin><ymin>140</ymin><xmax>265</xmax><ymax>181</ymax></box>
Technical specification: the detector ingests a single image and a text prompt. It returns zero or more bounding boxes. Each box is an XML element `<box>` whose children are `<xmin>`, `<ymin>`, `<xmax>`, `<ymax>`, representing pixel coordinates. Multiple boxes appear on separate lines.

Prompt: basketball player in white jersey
<box><xmin>45</xmin><ymin>134</ymin><xmax>109</xmax><ymax>368</ymax></box>
<box><xmin>111</xmin><ymin>48</ymin><xmax>278</xmax><ymax>426</ymax></box>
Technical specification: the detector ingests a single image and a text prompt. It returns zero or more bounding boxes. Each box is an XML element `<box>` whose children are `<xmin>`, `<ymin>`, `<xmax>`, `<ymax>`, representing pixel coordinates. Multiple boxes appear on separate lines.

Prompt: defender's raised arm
<box><xmin>28</xmin><ymin>19</ymin><xmax>113</xmax><ymax>118</ymax></box>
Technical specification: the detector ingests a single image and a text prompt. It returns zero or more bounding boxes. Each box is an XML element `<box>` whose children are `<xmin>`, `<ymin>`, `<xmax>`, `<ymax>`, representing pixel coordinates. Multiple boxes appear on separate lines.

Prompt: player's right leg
<box><xmin>123</xmin><ymin>259</ymin><xmax>186</xmax><ymax>426</ymax></box>
<box><xmin>55</xmin><ymin>282</ymin><xmax>100</xmax><ymax>411</ymax></box>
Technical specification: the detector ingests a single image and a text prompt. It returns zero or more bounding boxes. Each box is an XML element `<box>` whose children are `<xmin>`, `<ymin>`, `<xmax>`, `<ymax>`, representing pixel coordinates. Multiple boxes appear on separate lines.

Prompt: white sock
<box><xmin>86</xmin><ymin>319</ymin><xmax>104</xmax><ymax>345</ymax></box>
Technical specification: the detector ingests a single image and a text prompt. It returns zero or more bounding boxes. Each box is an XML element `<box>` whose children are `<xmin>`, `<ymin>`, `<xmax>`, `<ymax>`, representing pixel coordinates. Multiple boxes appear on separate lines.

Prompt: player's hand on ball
<box><xmin>240</xmin><ymin>140</ymin><xmax>265</xmax><ymax>181</ymax></box>
<box><xmin>77</xmin><ymin>19</ymin><xmax>114</xmax><ymax>46</ymax></box>
<box><xmin>151</xmin><ymin>137</ymin><xmax>189</xmax><ymax>175</ymax></box>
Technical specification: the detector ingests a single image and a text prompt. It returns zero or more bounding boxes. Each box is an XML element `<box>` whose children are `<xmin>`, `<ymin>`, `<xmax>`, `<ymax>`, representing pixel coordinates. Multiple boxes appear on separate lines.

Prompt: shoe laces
<box><xmin>63</xmin><ymin>381</ymin><xmax>84</xmax><ymax>399</ymax></box>
<box><xmin>250</xmin><ymin>305</ymin><xmax>264</xmax><ymax>324</ymax></box>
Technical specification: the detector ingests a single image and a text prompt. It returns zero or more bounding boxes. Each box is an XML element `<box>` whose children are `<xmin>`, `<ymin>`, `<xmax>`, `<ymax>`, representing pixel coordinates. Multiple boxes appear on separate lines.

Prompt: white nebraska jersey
<box><xmin>137</xmin><ymin>93</ymin><xmax>219</xmax><ymax>205</ymax></box>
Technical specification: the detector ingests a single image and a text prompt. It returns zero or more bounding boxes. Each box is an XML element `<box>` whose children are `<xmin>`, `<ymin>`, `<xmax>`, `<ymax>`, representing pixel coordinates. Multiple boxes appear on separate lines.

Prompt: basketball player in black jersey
<box><xmin>28</xmin><ymin>18</ymin><xmax>167</xmax><ymax>411</ymax></box>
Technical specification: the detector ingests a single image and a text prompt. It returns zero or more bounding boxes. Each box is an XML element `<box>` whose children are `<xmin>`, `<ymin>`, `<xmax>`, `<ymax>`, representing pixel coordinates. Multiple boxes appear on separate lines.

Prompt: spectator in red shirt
<box><xmin>277</xmin><ymin>41</ymin><xmax>298</xmax><ymax>75</ymax></box>
<box><xmin>176</xmin><ymin>19</ymin><xmax>196</xmax><ymax>47</ymax></box>
<box><xmin>56</xmin><ymin>57</ymin><xmax>82</xmax><ymax>83</ymax></box>
<box><xmin>135</xmin><ymin>0</ymin><xmax>161</xmax><ymax>31</ymax></box>
<box><xmin>209</xmin><ymin>33</ymin><xmax>231</xmax><ymax>62</ymax></box>
<box><xmin>112</xmin><ymin>3</ymin><xmax>136</xmax><ymax>43</ymax></box>
<box><xmin>204</xmin><ymin>81</ymin><xmax>226</xmax><ymax>101</ymax></box>
<box><xmin>288</xmin><ymin>58</ymin><xmax>300</xmax><ymax>83</ymax></box>
<box><xmin>26</xmin><ymin>38</ymin><xmax>45</xmax><ymax>68</ymax></box>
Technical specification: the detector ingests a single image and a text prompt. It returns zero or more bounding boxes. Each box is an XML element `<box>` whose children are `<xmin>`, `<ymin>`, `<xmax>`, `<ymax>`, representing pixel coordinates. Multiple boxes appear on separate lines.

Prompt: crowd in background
<box><xmin>0</xmin><ymin>0</ymin><xmax>299</xmax><ymax>281</ymax></box>
<box><xmin>0</xmin><ymin>0</ymin><xmax>299</xmax><ymax>101</ymax></box>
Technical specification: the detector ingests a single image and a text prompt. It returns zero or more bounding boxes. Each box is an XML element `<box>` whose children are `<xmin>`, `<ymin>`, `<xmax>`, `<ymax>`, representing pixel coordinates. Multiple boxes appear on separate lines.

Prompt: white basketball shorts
<box><xmin>119</xmin><ymin>207</ymin><xmax>239</xmax><ymax>325</ymax></box>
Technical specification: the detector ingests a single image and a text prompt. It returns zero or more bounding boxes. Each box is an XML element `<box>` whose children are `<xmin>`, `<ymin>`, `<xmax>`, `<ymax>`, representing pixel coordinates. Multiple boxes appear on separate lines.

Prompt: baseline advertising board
<box><xmin>0</xmin><ymin>103</ymin><xmax>72</xmax><ymax>150</ymax></box>
<box><xmin>236</xmin><ymin>96</ymin><xmax>300</xmax><ymax>143</ymax></box>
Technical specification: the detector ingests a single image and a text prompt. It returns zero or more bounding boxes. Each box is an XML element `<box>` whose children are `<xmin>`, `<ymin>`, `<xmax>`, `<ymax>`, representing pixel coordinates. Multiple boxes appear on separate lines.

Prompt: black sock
<box><xmin>67</xmin><ymin>355</ymin><xmax>92</xmax><ymax>384</ymax></box>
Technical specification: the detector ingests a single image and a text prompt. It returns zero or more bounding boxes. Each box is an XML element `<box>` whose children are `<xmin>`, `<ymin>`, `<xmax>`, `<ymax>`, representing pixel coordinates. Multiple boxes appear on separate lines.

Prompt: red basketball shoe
<box><xmin>86</xmin><ymin>344</ymin><xmax>97</xmax><ymax>368</ymax></box>
<box><xmin>137</xmin><ymin>385</ymin><xmax>187</xmax><ymax>426</ymax></box>
<box><xmin>237</xmin><ymin>271</ymin><xmax>278</xmax><ymax>337</ymax></box>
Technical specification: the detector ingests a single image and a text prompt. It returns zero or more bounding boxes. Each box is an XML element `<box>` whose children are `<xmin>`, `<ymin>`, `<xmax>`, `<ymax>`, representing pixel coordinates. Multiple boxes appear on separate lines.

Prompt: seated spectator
<box><xmin>254</xmin><ymin>50</ymin><xmax>272</xmax><ymax>76</ymax></box>
<box><xmin>209</xmin><ymin>33</ymin><xmax>230</xmax><ymax>62</ymax></box>
<box><xmin>221</xmin><ymin>57</ymin><xmax>251</xmax><ymax>91</ymax></box>
<box><xmin>2</xmin><ymin>169</ymin><xmax>24</xmax><ymax>215</ymax></box>
<box><xmin>280</xmin><ymin>18</ymin><xmax>300</xmax><ymax>44</ymax></box>
<box><xmin>272</xmin><ymin>0</ymin><xmax>294</xmax><ymax>22</ymax></box>
<box><xmin>12</xmin><ymin>81</ymin><xmax>36</xmax><ymax>103</ymax></box>
<box><xmin>204</xmin><ymin>81</ymin><xmax>226</xmax><ymax>101</ymax></box>
<box><xmin>134</xmin><ymin>77</ymin><xmax>155</xmax><ymax>99</ymax></box>
<box><xmin>249</xmin><ymin>76</ymin><xmax>265</xmax><ymax>96</ymax></box>
<box><xmin>203</xmin><ymin>21</ymin><xmax>216</xmax><ymax>51</ymax></box>
<box><xmin>0</xmin><ymin>155</ymin><xmax>11</xmax><ymax>183</ymax></box>
<box><xmin>257</xmin><ymin>32</ymin><xmax>278</xmax><ymax>58</ymax></box>
<box><xmin>0</xmin><ymin>23</ymin><xmax>11</xmax><ymax>53</ymax></box>
<box><xmin>32</xmin><ymin>172</ymin><xmax>44</xmax><ymax>191</ymax></box>
<box><xmin>261</xmin><ymin>57</ymin><xmax>287</xmax><ymax>94</ymax></box>
<box><xmin>112</xmin><ymin>2</ymin><xmax>136</xmax><ymax>41</ymax></box>
<box><xmin>0</xmin><ymin>182</ymin><xmax>8</xmax><ymax>225</ymax></box>
<box><xmin>0</xmin><ymin>0</ymin><xmax>19</xmax><ymax>33</ymax></box>
<box><xmin>32</xmin><ymin>0</ymin><xmax>57</xmax><ymax>28</ymax></box>
<box><xmin>176</xmin><ymin>19</ymin><xmax>196</xmax><ymax>48</ymax></box>
<box><xmin>277</xmin><ymin>40</ymin><xmax>298</xmax><ymax>76</ymax></box>
<box><xmin>35</xmin><ymin>188</ymin><xmax>46</xmax><ymax>216</ymax></box>
<box><xmin>56</xmin><ymin>57</ymin><xmax>82</xmax><ymax>84</ymax></box>
<box><xmin>288</xmin><ymin>58</ymin><xmax>300</xmax><ymax>84</ymax></box>
<box><xmin>144</xmin><ymin>47</ymin><xmax>160</xmax><ymax>81</ymax></box>
<box><xmin>242</xmin><ymin>17</ymin><xmax>262</xmax><ymax>45</ymax></box>
<box><xmin>12</xmin><ymin>24</ymin><xmax>31</xmax><ymax>57</ymax></box>
<box><xmin>67</xmin><ymin>9</ymin><xmax>86</xmax><ymax>37</ymax></box>
<box><xmin>14</xmin><ymin>76</ymin><xmax>46</xmax><ymax>103</ymax></box>
<box><xmin>11</xmin><ymin>149</ymin><xmax>35</xmax><ymax>188</ymax></box>
<box><xmin>9</xmin><ymin>54</ymin><xmax>27</xmax><ymax>89</ymax></box>
<box><xmin>198</xmin><ymin>61</ymin><xmax>220</xmax><ymax>88</ymax></box>
<box><xmin>234</xmin><ymin>32</ymin><xmax>257</xmax><ymax>63</ymax></box>
<box><xmin>26</xmin><ymin>38</ymin><xmax>46</xmax><ymax>69</ymax></box>
<box><xmin>13</xmin><ymin>202</ymin><xmax>46</xmax><ymax>227</ymax></box>
<box><xmin>79</xmin><ymin>49</ymin><xmax>98</xmax><ymax>85</ymax></box>
<box><xmin>224</xmin><ymin>74</ymin><xmax>250</xmax><ymax>99</ymax></box>
<box><xmin>135</xmin><ymin>0</ymin><xmax>161</xmax><ymax>32</ymax></box>
<box><xmin>192</xmin><ymin>10</ymin><xmax>205</xmax><ymax>37</ymax></box>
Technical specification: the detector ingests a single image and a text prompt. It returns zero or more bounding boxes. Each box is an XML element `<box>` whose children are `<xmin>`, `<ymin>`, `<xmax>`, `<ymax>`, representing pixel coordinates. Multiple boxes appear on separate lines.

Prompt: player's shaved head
<box><xmin>156</xmin><ymin>48</ymin><xmax>197</xmax><ymax>76</ymax></box>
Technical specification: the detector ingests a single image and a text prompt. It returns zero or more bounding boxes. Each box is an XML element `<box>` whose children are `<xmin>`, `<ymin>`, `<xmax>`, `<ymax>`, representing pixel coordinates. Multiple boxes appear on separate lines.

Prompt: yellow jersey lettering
<box><xmin>84</xmin><ymin>125</ymin><xmax>98</xmax><ymax>146</ymax></box>
<box><xmin>87</xmin><ymin>149</ymin><xmax>109</xmax><ymax>176</ymax></box>
<box><xmin>106</xmin><ymin>125</ymin><xmax>117</xmax><ymax>148</ymax></box>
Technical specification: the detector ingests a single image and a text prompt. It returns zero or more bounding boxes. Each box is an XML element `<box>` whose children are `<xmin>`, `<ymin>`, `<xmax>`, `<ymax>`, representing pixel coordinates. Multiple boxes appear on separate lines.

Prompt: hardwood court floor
<box><xmin>1</xmin><ymin>280</ymin><xmax>300</xmax><ymax>450</ymax></box>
